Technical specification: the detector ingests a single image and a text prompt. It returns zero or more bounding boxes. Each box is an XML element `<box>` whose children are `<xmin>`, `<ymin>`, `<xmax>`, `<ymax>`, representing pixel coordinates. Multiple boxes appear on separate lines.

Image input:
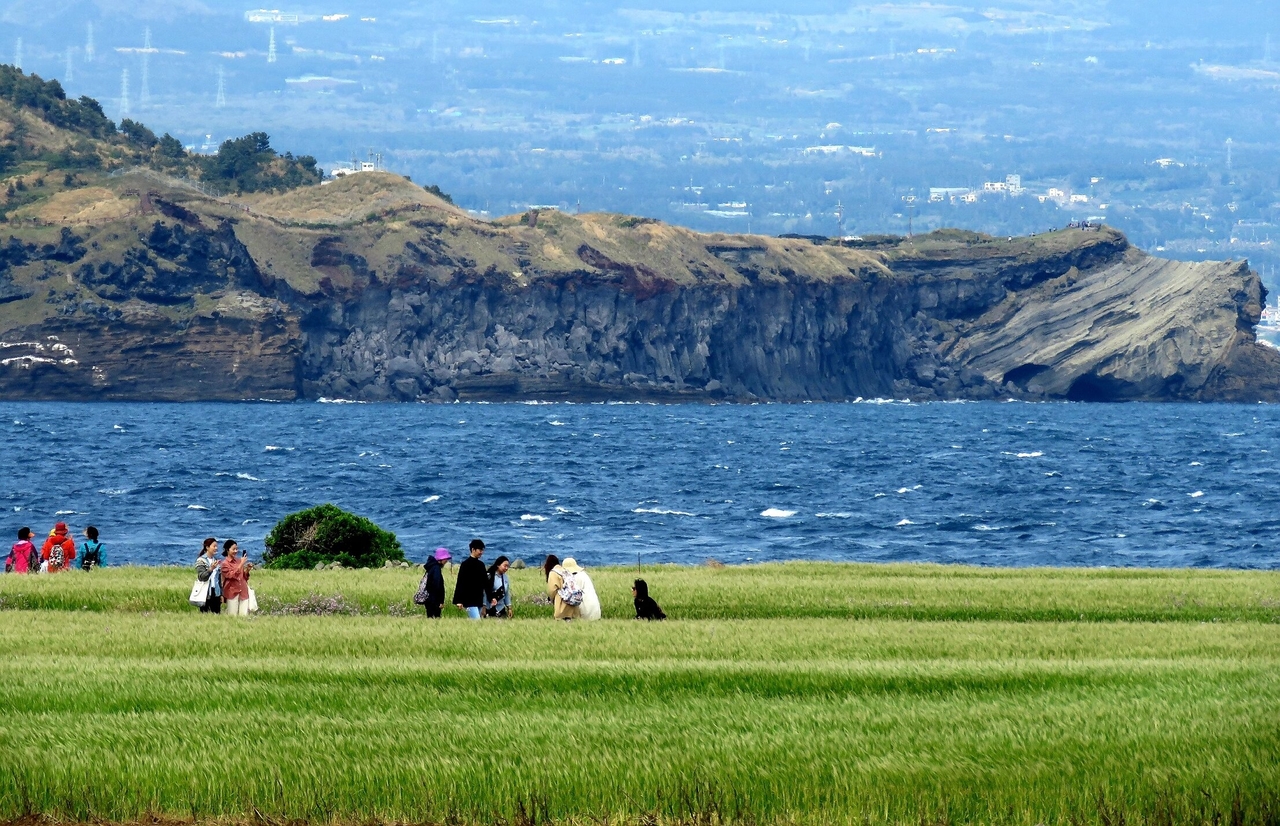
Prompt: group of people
<box><xmin>5</xmin><ymin>522</ymin><xmax>105</xmax><ymax>574</ymax></box>
<box><xmin>191</xmin><ymin>537</ymin><xmax>255</xmax><ymax>616</ymax></box>
<box><xmin>413</xmin><ymin>539</ymin><xmax>666</xmax><ymax>621</ymax></box>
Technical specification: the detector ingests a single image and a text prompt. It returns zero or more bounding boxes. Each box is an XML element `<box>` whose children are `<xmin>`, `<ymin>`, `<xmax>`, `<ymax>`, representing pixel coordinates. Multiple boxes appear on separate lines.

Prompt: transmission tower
<box><xmin>215</xmin><ymin>65</ymin><xmax>226</xmax><ymax>108</ymax></box>
<box><xmin>119</xmin><ymin>68</ymin><xmax>129</xmax><ymax>118</ymax></box>
<box><xmin>836</xmin><ymin>200</ymin><xmax>845</xmax><ymax>238</ymax></box>
<box><xmin>85</xmin><ymin>23</ymin><xmax>95</xmax><ymax>62</ymax></box>
<box><xmin>14</xmin><ymin>38</ymin><xmax>21</xmax><ymax>70</ymax></box>
<box><xmin>140</xmin><ymin>28</ymin><xmax>152</xmax><ymax>106</ymax></box>
<box><xmin>268</xmin><ymin>27</ymin><xmax>277</xmax><ymax>63</ymax></box>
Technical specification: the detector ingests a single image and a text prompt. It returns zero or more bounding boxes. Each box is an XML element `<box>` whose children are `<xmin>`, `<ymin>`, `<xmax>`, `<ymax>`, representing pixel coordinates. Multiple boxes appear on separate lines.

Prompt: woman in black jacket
<box><xmin>417</xmin><ymin>547</ymin><xmax>451</xmax><ymax>617</ymax></box>
<box><xmin>633</xmin><ymin>579</ymin><xmax>666</xmax><ymax>620</ymax></box>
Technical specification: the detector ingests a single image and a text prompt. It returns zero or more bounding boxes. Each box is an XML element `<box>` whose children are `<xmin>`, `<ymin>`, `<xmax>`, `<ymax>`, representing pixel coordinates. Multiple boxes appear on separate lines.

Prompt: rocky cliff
<box><xmin>1</xmin><ymin>164</ymin><xmax>1277</xmax><ymax>403</ymax></box>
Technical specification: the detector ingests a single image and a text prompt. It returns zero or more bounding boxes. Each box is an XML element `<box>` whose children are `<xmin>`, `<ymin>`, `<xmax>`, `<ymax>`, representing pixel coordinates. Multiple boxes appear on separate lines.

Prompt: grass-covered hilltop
<box><xmin>1</xmin><ymin>64</ymin><xmax>1279</xmax><ymax>403</ymax></box>
<box><xmin>0</xmin><ymin>562</ymin><xmax>1276</xmax><ymax>826</ymax></box>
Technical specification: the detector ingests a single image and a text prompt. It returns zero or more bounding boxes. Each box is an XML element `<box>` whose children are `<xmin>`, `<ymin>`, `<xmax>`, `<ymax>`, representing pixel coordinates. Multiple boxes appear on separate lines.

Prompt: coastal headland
<box><xmin>0</xmin><ymin>562</ymin><xmax>1276</xmax><ymax>826</ymax></box>
<box><xmin>2</xmin><ymin>88</ymin><xmax>1279</xmax><ymax>403</ymax></box>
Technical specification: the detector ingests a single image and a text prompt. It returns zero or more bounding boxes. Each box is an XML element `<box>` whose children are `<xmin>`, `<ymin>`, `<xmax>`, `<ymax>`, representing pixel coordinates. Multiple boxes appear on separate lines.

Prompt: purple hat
<box><xmin>432</xmin><ymin>547</ymin><xmax>452</xmax><ymax>561</ymax></box>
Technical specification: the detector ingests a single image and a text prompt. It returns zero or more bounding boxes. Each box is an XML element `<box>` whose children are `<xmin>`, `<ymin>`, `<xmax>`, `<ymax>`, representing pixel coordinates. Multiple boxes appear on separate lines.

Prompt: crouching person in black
<box><xmin>633</xmin><ymin>579</ymin><xmax>666</xmax><ymax>620</ymax></box>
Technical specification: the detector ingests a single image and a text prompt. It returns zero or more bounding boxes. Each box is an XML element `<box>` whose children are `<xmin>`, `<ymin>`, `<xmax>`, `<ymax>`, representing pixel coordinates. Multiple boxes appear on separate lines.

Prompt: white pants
<box><xmin>224</xmin><ymin>596</ymin><xmax>250</xmax><ymax>616</ymax></box>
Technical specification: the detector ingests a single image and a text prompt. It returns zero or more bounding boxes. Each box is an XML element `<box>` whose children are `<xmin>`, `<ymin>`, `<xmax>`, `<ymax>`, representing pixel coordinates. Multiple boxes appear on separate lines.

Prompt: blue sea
<box><xmin>0</xmin><ymin>401</ymin><xmax>1276</xmax><ymax>569</ymax></box>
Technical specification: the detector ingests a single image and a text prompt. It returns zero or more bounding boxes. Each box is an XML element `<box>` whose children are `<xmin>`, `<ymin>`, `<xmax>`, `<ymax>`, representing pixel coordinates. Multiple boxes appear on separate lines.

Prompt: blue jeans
<box><xmin>465</xmin><ymin>606</ymin><xmax>483</xmax><ymax>620</ymax></box>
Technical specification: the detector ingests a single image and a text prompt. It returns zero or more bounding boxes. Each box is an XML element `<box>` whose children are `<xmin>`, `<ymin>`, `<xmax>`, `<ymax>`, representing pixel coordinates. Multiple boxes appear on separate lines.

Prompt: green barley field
<box><xmin>0</xmin><ymin>563</ymin><xmax>1277</xmax><ymax>826</ymax></box>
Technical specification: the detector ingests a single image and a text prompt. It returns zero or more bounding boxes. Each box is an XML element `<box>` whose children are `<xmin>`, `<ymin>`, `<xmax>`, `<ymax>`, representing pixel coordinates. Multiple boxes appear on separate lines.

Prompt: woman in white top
<box><xmin>561</xmin><ymin>558</ymin><xmax>601</xmax><ymax>621</ymax></box>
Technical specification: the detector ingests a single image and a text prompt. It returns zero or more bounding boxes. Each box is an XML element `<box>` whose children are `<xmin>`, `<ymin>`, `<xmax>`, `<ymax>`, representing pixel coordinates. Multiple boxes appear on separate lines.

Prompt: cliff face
<box><xmin>0</xmin><ymin>169</ymin><xmax>1277</xmax><ymax>403</ymax></box>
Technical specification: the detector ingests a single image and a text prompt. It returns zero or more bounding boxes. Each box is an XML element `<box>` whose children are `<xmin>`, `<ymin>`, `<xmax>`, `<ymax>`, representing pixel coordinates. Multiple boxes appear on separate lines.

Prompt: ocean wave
<box><xmin>187</xmin><ymin>504</ymin><xmax>210</xmax><ymax>511</ymax></box>
<box><xmin>98</xmin><ymin>488</ymin><xmax>129</xmax><ymax>496</ymax></box>
<box><xmin>815</xmin><ymin>512</ymin><xmax>853</xmax><ymax>518</ymax></box>
<box><xmin>760</xmin><ymin>508</ymin><xmax>796</xmax><ymax>518</ymax></box>
<box><xmin>55</xmin><ymin>509</ymin><xmax>76</xmax><ymax>515</ymax></box>
<box><xmin>1189</xmin><ymin>491</ymin><xmax>1204</xmax><ymax>498</ymax></box>
<box><xmin>633</xmin><ymin>507</ymin><xmax>695</xmax><ymax>516</ymax></box>
<box><xmin>422</xmin><ymin>495</ymin><xmax>441</xmax><ymax>503</ymax></box>
<box><xmin>236</xmin><ymin>473</ymin><xmax>263</xmax><ymax>482</ymax></box>
<box><xmin>895</xmin><ymin>518</ymin><xmax>915</xmax><ymax>526</ymax></box>
<box><xmin>1003</xmin><ymin>451</ymin><xmax>1044</xmax><ymax>458</ymax></box>
<box><xmin>264</xmin><ymin>445</ymin><xmax>295</xmax><ymax>452</ymax></box>
<box><xmin>549</xmin><ymin>420</ymin><xmax>566</xmax><ymax>426</ymax></box>
<box><xmin>520</xmin><ymin>514</ymin><xmax>548</xmax><ymax>522</ymax></box>
<box><xmin>317</xmin><ymin>398</ymin><xmax>364</xmax><ymax>404</ymax></box>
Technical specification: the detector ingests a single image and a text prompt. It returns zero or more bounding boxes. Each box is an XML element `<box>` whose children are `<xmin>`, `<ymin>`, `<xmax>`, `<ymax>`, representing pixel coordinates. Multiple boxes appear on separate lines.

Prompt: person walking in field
<box><xmin>195</xmin><ymin>537</ymin><xmax>222</xmax><ymax>614</ymax></box>
<box><xmin>41</xmin><ymin>522</ymin><xmax>76</xmax><ymax>573</ymax></box>
<box><xmin>6</xmin><ymin>527</ymin><xmax>36</xmax><ymax>574</ymax></box>
<box><xmin>219</xmin><ymin>540</ymin><xmax>253</xmax><ymax>617</ymax></box>
<box><xmin>414</xmin><ymin>547</ymin><xmax>450</xmax><ymax>617</ymax></box>
<box><xmin>486</xmin><ymin>555</ymin><xmax>512</xmax><ymax>618</ymax></box>
<box><xmin>453</xmin><ymin>539</ymin><xmax>488</xmax><ymax>619</ymax></box>
<box><xmin>545</xmin><ymin>554</ymin><xmax>581</xmax><ymax>621</ymax></box>
<box><xmin>632</xmin><ymin>579</ymin><xmax>666</xmax><ymax>620</ymax></box>
<box><xmin>80</xmin><ymin>526</ymin><xmax>105</xmax><ymax>570</ymax></box>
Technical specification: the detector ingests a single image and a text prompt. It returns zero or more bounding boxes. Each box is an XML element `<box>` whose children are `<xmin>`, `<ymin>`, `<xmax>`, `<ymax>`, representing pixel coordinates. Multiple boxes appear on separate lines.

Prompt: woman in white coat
<box><xmin>561</xmin><ymin>558</ymin><xmax>601</xmax><ymax>621</ymax></box>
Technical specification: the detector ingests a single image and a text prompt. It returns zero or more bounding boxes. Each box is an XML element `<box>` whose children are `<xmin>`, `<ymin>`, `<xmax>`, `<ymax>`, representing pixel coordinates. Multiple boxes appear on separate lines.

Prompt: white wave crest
<box><xmin>633</xmin><ymin>507</ymin><xmax>694</xmax><ymax>516</ymax></box>
<box><xmin>1189</xmin><ymin>491</ymin><xmax>1204</xmax><ymax>498</ymax></box>
<box><xmin>895</xmin><ymin>518</ymin><xmax>915</xmax><ymax>526</ymax></box>
<box><xmin>815</xmin><ymin>512</ymin><xmax>853</xmax><ymax>518</ymax></box>
<box><xmin>422</xmin><ymin>495</ymin><xmax>440</xmax><ymax>503</ymax></box>
<box><xmin>236</xmin><ymin>473</ymin><xmax>263</xmax><ymax>482</ymax></box>
<box><xmin>760</xmin><ymin>508</ymin><xmax>796</xmax><ymax>518</ymax></box>
<box><xmin>520</xmin><ymin>514</ymin><xmax>548</xmax><ymax>522</ymax></box>
<box><xmin>187</xmin><ymin>504</ymin><xmax>210</xmax><ymax>511</ymax></box>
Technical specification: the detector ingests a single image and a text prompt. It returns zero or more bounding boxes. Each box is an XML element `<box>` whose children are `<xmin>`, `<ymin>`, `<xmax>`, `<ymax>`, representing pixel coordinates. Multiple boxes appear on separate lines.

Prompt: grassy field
<box><xmin>0</xmin><ymin>563</ymin><xmax>1277</xmax><ymax>826</ymax></box>
<box><xmin>0</xmin><ymin>562</ymin><xmax>1277</xmax><ymax>621</ymax></box>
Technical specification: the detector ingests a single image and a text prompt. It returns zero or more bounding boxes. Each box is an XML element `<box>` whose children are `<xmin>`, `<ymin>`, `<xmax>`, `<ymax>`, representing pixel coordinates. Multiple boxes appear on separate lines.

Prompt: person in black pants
<box><xmin>452</xmin><ymin>539</ymin><xmax>487</xmax><ymax>620</ymax></box>
<box><xmin>419</xmin><ymin>547</ymin><xmax>451</xmax><ymax>617</ymax></box>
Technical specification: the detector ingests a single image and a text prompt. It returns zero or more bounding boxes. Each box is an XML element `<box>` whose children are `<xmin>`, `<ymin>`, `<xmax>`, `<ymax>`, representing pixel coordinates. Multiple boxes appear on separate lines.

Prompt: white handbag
<box><xmin>247</xmin><ymin>587</ymin><xmax>258</xmax><ymax>613</ymax></box>
<box><xmin>189</xmin><ymin>578</ymin><xmax>210</xmax><ymax>606</ymax></box>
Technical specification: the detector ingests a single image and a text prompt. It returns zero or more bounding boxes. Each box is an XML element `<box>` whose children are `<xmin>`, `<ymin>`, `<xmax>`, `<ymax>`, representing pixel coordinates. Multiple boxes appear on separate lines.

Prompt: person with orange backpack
<box><xmin>41</xmin><ymin>522</ymin><xmax>76</xmax><ymax>573</ymax></box>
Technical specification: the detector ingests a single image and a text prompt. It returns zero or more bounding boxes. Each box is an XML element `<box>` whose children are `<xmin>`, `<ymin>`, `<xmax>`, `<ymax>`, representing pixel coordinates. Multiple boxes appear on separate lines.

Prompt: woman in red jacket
<box><xmin>218</xmin><ymin>539</ymin><xmax>254</xmax><ymax>616</ymax></box>
<box><xmin>41</xmin><ymin>522</ymin><xmax>76</xmax><ymax>573</ymax></box>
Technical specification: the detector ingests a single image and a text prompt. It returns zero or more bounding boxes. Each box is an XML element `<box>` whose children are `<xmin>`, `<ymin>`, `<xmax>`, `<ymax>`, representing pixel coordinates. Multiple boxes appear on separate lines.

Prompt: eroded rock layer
<box><xmin>0</xmin><ymin>170</ymin><xmax>1276</xmax><ymax>403</ymax></box>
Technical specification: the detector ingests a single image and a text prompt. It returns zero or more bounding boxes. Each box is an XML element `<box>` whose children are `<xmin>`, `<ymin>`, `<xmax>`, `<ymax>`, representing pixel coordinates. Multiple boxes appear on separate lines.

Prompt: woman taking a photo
<box><xmin>486</xmin><ymin>555</ymin><xmax>513</xmax><ymax>618</ymax></box>
<box><xmin>219</xmin><ymin>539</ymin><xmax>254</xmax><ymax>617</ymax></box>
<box><xmin>195</xmin><ymin>537</ymin><xmax>222</xmax><ymax>614</ymax></box>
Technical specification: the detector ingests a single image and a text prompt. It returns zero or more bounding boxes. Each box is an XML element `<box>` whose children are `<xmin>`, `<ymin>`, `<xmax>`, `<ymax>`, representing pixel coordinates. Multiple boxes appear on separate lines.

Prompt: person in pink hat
<box><xmin>413</xmin><ymin>547</ymin><xmax>451</xmax><ymax>617</ymax></box>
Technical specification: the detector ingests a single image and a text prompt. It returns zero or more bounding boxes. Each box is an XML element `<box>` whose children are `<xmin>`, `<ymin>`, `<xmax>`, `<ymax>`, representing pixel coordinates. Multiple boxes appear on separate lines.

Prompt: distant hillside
<box><xmin>0</xmin><ymin>65</ymin><xmax>320</xmax><ymax>199</ymax></box>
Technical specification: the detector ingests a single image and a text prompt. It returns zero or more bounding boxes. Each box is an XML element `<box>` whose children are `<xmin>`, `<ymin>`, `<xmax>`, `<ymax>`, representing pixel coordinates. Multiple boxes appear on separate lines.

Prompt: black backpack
<box><xmin>81</xmin><ymin>541</ymin><xmax>102</xmax><ymax>570</ymax></box>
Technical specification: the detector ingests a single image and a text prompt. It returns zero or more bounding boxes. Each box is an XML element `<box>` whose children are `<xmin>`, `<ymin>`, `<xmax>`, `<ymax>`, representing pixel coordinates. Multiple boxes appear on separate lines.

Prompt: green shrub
<box><xmin>263</xmin><ymin>503</ymin><xmax>404</xmax><ymax>570</ymax></box>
